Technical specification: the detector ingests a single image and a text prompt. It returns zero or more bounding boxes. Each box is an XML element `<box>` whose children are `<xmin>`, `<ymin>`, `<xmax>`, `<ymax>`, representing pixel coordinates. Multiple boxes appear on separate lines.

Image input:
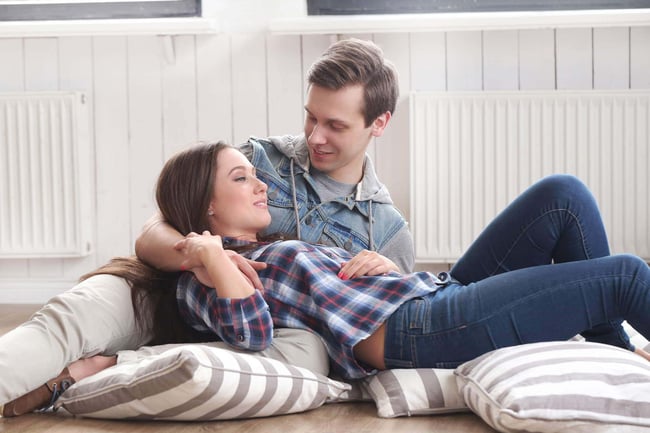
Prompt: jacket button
<box><xmin>237</xmin><ymin>335</ymin><xmax>245</xmax><ymax>342</ymax></box>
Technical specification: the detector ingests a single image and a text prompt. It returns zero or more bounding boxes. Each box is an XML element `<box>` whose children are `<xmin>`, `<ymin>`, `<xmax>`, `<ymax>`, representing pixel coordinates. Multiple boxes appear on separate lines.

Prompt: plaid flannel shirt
<box><xmin>177</xmin><ymin>238</ymin><xmax>440</xmax><ymax>379</ymax></box>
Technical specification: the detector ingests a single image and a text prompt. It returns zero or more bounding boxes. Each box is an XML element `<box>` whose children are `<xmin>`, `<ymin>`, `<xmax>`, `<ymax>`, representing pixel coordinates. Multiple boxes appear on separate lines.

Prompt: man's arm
<box><xmin>135</xmin><ymin>213</ymin><xmax>186</xmax><ymax>271</ymax></box>
<box><xmin>377</xmin><ymin>225</ymin><xmax>415</xmax><ymax>273</ymax></box>
<box><xmin>135</xmin><ymin>213</ymin><xmax>266</xmax><ymax>289</ymax></box>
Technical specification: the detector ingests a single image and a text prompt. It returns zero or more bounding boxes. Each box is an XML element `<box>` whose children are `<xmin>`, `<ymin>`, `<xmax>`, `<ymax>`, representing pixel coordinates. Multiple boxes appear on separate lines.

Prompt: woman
<box><xmin>164</xmin><ymin>142</ymin><xmax>650</xmax><ymax>380</ymax></box>
<box><xmin>0</xmin><ymin>146</ymin><xmax>331</xmax><ymax>417</ymax></box>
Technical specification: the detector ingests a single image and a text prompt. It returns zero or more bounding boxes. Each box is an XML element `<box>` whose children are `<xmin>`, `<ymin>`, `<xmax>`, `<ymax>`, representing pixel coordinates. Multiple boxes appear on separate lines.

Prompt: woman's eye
<box><xmin>235</xmin><ymin>176</ymin><xmax>246</xmax><ymax>182</ymax></box>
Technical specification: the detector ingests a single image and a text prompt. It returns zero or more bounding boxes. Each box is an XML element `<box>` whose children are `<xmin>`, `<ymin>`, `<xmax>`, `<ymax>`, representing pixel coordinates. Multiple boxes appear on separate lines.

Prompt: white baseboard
<box><xmin>0</xmin><ymin>279</ymin><xmax>76</xmax><ymax>304</ymax></box>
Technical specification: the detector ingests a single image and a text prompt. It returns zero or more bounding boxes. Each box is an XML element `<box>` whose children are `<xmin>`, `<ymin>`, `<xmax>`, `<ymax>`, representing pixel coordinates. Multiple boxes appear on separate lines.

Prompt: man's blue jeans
<box><xmin>384</xmin><ymin>175</ymin><xmax>650</xmax><ymax>369</ymax></box>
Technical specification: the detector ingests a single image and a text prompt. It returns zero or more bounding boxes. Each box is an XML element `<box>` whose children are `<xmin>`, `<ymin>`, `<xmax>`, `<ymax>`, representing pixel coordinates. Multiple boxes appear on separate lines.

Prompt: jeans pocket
<box><xmin>411</xmin><ymin>323</ymin><xmax>497</xmax><ymax>369</ymax></box>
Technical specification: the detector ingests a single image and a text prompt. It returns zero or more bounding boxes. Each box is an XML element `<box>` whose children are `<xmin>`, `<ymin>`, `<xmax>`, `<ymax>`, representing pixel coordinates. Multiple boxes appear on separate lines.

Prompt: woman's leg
<box><xmin>385</xmin><ymin>254</ymin><xmax>650</xmax><ymax>369</ymax></box>
<box><xmin>0</xmin><ymin>274</ymin><xmax>152</xmax><ymax>405</ymax></box>
<box><xmin>451</xmin><ymin>174</ymin><xmax>610</xmax><ymax>284</ymax></box>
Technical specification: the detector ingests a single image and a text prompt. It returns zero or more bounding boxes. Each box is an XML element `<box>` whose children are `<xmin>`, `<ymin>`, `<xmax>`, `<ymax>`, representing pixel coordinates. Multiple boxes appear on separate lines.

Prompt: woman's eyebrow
<box><xmin>228</xmin><ymin>165</ymin><xmax>253</xmax><ymax>175</ymax></box>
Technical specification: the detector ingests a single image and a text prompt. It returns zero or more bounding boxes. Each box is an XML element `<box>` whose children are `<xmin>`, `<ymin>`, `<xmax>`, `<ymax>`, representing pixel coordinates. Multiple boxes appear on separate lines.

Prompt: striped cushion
<box><xmin>455</xmin><ymin>341</ymin><xmax>650</xmax><ymax>433</ymax></box>
<box><xmin>56</xmin><ymin>344</ymin><xmax>352</xmax><ymax>420</ymax></box>
<box><xmin>363</xmin><ymin>368</ymin><xmax>468</xmax><ymax>417</ymax></box>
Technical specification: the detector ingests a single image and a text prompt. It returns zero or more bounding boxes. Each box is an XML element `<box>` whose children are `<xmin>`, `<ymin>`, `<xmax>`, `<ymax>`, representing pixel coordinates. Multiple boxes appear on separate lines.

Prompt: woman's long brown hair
<box><xmin>79</xmin><ymin>257</ymin><xmax>203</xmax><ymax>345</ymax></box>
<box><xmin>80</xmin><ymin>142</ymin><xmax>231</xmax><ymax>345</ymax></box>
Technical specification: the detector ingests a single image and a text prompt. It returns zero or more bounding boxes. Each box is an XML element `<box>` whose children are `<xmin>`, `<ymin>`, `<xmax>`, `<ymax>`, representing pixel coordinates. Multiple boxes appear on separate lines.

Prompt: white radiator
<box><xmin>0</xmin><ymin>92</ymin><xmax>92</xmax><ymax>258</ymax></box>
<box><xmin>410</xmin><ymin>90</ymin><xmax>650</xmax><ymax>263</ymax></box>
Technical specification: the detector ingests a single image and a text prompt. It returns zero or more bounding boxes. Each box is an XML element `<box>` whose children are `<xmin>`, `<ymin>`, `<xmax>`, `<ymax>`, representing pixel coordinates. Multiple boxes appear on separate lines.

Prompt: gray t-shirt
<box><xmin>310</xmin><ymin>168</ymin><xmax>414</xmax><ymax>273</ymax></box>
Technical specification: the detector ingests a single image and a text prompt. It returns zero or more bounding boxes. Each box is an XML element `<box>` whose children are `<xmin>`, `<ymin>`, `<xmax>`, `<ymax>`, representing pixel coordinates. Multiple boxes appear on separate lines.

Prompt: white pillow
<box><xmin>363</xmin><ymin>368</ymin><xmax>468</xmax><ymax>418</ymax></box>
<box><xmin>56</xmin><ymin>344</ymin><xmax>352</xmax><ymax>420</ymax></box>
<box><xmin>455</xmin><ymin>341</ymin><xmax>650</xmax><ymax>433</ymax></box>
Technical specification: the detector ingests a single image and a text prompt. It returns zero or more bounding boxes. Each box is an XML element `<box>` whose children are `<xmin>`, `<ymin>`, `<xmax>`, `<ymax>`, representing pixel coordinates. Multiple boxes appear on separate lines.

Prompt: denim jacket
<box><xmin>239</xmin><ymin>135</ymin><xmax>414</xmax><ymax>272</ymax></box>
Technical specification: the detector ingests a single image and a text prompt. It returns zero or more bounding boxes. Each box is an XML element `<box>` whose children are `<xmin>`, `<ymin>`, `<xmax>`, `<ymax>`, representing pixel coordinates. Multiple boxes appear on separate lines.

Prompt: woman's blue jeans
<box><xmin>384</xmin><ymin>174</ymin><xmax>650</xmax><ymax>369</ymax></box>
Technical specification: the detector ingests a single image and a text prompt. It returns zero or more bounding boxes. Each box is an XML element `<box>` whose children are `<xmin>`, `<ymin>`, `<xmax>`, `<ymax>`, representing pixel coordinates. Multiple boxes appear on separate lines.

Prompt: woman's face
<box><xmin>208</xmin><ymin>147</ymin><xmax>271</xmax><ymax>240</ymax></box>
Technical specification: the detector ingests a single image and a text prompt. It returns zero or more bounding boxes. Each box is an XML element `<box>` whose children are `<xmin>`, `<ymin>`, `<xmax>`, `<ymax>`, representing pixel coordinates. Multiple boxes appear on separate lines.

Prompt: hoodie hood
<box><xmin>267</xmin><ymin>134</ymin><xmax>394</xmax><ymax>205</ymax></box>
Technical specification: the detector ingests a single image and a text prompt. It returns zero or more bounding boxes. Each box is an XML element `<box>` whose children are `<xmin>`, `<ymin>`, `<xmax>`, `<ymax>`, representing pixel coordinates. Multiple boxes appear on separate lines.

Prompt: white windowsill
<box><xmin>269</xmin><ymin>9</ymin><xmax>650</xmax><ymax>34</ymax></box>
<box><xmin>0</xmin><ymin>17</ymin><xmax>220</xmax><ymax>38</ymax></box>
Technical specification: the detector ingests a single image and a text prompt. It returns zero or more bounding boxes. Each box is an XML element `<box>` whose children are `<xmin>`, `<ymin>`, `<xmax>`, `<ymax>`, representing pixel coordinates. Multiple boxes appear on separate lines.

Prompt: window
<box><xmin>0</xmin><ymin>0</ymin><xmax>201</xmax><ymax>21</ymax></box>
<box><xmin>307</xmin><ymin>0</ymin><xmax>650</xmax><ymax>15</ymax></box>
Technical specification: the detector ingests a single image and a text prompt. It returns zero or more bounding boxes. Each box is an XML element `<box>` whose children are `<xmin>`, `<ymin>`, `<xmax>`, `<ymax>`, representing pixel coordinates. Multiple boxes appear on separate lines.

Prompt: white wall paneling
<box><xmin>446</xmin><ymin>31</ymin><xmax>483</xmax><ymax>91</ymax></box>
<box><xmin>1</xmin><ymin>19</ymin><xmax>648</xmax><ymax>302</ymax></box>
<box><xmin>556</xmin><ymin>28</ymin><xmax>593</xmax><ymax>90</ymax></box>
<box><xmin>57</xmin><ymin>37</ymin><xmax>97</xmax><ymax>279</ymax></box>
<box><xmin>127</xmin><ymin>36</ymin><xmax>164</xmax><ymax>247</ymax></box>
<box><xmin>196</xmin><ymin>34</ymin><xmax>233</xmax><ymax>143</ymax></box>
<box><xmin>267</xmin><ymin>34</ymin><xmax>303</xmax><ymax>136</ymax></box>
<box><xmin>594</xmin><ymin>27</ymin><xmax>630</xmax><ymax>89</ymax></box>
<box><xmin>483</xmin><ymin>30</ymin><xmax>519</xmax><ymax>90</ymax></box>
<box><xmin>162</xmin><ymin>35</ymin><xmax>198</xmax><ymax>158</ymax></box>
<box><xmin>410</xmin><ymin>32</ymin><xmax>446</xmax><ymax>92</ymax></box>
<box><xmin>519</xmin><ymin>29</ymin><xmax>555</xmax><ymax>90</ymax></box>
<box><xmin>631</xmin><ymin>27</ymin><xmax>650</xmax><ymax>88</ymax></box>
<box><xmin>231</xmin><ymin>33</ymin><xmax>268</xmax><ymax>143</ymax></box>
<box><xmin>93</xmin><ymin>37</ymin><xmax>131</xmax><ymax>266</ymax></box>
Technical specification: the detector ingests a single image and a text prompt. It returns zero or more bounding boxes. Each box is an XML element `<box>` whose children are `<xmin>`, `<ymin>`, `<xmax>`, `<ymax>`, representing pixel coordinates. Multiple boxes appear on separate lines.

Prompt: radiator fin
<box><xmin>0</xmin><ymin>92</ymin><xmax>91</xmax><ymax>258</ymax></box>
<box><xmin>410</xmin><ymin>91</ymin><xmax>650</xmax><ymax>263</ymax></box>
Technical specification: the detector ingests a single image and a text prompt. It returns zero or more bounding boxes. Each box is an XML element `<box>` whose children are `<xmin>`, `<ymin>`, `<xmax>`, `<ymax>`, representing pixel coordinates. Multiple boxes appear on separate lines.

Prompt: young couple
<box><xmin>4</xmin><ymin>38</ymin><xmax>650</xmax><ymax>417</ymax></box>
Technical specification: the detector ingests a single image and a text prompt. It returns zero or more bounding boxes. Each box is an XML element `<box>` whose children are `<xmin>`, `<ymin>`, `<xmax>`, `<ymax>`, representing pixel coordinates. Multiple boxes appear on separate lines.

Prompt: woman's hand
<box><xmin>337</xmin><ymin>250</ymin><xmax>400</xmax><ymax>280</ymax></box>
<box><xmin>174</xmin><ymin>231</ymin><xmax>266</xmax><ymax>293</ymax></box>
<box><xmin>174</xmin><ymin>231</ymin><xmax>223</xmax><ymax>264</ymax></box>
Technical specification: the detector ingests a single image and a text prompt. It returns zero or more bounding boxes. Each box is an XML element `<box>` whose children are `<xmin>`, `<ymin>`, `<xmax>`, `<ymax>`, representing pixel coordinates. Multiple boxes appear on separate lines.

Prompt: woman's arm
<box><xmin>177</xmin><ymin>273</ymin><xmax>274</xmax><ymax>351</ymax></box>
<box><xmin>174</xmin><ymin>232</ymin><xmax>274</xmax><ymax>351</ymax></box>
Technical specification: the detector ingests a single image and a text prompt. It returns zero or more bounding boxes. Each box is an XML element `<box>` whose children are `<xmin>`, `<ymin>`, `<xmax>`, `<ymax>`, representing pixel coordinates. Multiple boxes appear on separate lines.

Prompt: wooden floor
<box><xmin>0</xmin><ymin>304</ymin><xmax>497</xmax><ymax>433</ymax></box>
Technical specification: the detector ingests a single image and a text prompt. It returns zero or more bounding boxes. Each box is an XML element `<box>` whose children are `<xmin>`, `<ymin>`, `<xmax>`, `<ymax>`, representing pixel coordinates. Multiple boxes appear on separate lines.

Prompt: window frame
<box><xmin>0</xmin><ymin>0</ymin><xmax>201</xmax><ymax>21</ymax></box>
<box><xmin>307</xmin><ymin>0</ymin><xmax>650</xmax><ymax>15</ymax></box>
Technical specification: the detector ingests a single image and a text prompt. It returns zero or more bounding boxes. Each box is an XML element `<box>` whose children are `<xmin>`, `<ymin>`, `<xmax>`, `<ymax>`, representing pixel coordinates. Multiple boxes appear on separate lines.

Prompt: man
<box><xmin>136</xmin><ymin>38</ymin><xmax>414</xmax><ymax>274</ymax></box>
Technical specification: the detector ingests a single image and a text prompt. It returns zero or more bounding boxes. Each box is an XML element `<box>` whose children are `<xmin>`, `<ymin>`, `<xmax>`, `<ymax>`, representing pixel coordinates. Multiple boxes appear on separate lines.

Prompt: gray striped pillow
<box><xmin>455</xmin><ymin>341</ymin><xmax>650</xmax><ymax>433</ymax></box>
<box><xmin>363</xmin><ymin>368</ymin><xmax>468</xmax><ymax>417</ymax></box>
<box><xmin>56</xmin><ymin>344</ymin><xmax>352</xmax><ymax>420</ymax></box>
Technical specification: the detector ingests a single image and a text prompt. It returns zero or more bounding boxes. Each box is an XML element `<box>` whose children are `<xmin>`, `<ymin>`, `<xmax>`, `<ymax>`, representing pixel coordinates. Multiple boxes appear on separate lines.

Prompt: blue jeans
<box><xmin>384</xmin><ymin>175</ymin><xmax>650</xmax><ymax>369</ymax></box>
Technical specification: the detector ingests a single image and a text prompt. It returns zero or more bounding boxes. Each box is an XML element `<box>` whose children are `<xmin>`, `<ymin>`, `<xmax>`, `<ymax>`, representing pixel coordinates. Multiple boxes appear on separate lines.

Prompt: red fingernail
<box><xmin>338</xmin><ymin>272</ymin><xmax>348</xmax><ymax>280</ymax></box>
<box><xmin>180</xmin><ymin>265</ymin><xmax>186</xmax><ymax>271</ymax></box>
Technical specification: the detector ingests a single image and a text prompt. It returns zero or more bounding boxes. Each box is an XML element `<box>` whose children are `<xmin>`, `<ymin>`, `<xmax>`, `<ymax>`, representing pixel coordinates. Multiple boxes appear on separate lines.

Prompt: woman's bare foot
<box><xmin>67</xmin><ymin>355</ymin><xmax>117</xmax><ymax>382</ymax></box>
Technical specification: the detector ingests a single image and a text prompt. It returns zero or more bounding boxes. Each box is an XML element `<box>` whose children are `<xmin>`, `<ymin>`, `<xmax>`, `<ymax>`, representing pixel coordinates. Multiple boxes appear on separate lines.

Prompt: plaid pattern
<box><xmin>178</xmin><ymin>238</ymin><xmax>441</xmax><ymax>379</ymax></box>
<box><xmin>177</xmin><ymin>272</ymin><xmax>273</xmax><ymax>351</ymax></box>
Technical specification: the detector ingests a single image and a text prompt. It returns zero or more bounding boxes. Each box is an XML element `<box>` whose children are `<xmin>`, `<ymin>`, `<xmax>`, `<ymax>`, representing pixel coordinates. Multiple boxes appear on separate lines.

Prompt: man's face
<box><xmin>304</xmin><ymin>84</ymin><xmax>388</xmax><ymax>184</ymax></box>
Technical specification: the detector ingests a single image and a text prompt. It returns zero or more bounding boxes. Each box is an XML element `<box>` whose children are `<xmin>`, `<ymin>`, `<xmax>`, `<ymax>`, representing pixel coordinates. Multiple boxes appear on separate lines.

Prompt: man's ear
<box><xmin>370</xmin><ymin>111</ymin><xmax>391</xmax><ymax>137</ymax></box>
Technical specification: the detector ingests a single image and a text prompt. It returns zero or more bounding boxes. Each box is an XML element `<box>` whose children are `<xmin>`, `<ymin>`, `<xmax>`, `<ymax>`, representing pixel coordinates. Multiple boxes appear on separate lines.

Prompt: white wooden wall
<box><xmin>1</xmin><ymin>24</ymin><xmax>649</xmax><ymax>302</ymax></box>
